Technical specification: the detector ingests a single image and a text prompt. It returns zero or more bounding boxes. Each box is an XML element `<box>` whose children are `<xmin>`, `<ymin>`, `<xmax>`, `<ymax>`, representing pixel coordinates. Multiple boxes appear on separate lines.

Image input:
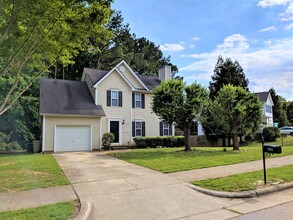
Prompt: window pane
<box><xmin>163</xmin><ymin>123</ymin><xmax>169</xmax><ymax>129</ymax></box>
<box><xmin>112</xmin><ymin>91</ymin><xmax>118</xmax><ymax>98</ymax></box>
<box><xmin>163</xmin><ymin>129</ymin><xmax>169</xmax><ymax>136</ymax></box>
<box><xmin>136</xmin><ymin>122</ymin><xmax>141</xmax><ymax>128</ymax></box>
<box><xmin>112</xmin><ymin>99</ymin><xmax>118</xmax><ymax>106</ymax></box>
<box><xmin>136</xmin><ymin>101</ymin><xmax>141</xmax><ymax>108</ymax></box>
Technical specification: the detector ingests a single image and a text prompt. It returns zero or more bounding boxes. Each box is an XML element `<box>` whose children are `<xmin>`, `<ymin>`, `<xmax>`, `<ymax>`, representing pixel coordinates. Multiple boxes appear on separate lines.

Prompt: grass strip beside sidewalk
<box><xmin>192</xmin><ymin>165</ymin><xmax>293</xmax><ymax>192</ymax></box>
<box><xmin>0</xmin><ymin>201</ymin><xmax>75</xmax><ymax>220</ymax></box>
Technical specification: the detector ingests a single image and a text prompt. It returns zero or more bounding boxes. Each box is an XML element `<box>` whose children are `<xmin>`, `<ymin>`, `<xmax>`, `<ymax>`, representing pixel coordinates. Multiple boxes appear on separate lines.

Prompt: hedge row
<box><xmin>133</xmin><ymin>136</ymin><xmax>185</xmax><ymax>148</ymax></box>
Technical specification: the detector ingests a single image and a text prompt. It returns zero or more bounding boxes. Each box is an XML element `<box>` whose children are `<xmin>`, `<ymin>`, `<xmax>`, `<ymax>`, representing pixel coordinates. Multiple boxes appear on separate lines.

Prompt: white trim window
<box><xmin>111</xmin><ymin>90</ymin><xmax>118</xmax><ymax>107</ymax></box>
<box><xmin>135</xmin><ymin>94</ymin><xmax>141</xmax><ymax>108</ymax></box>
<box><xmin>163</xmin><ymin>123</ymin><xmax>169</xmax><ymax>136</ymax></box>
<box><xmin>135</xmin><ymin>121</ymin><xmax>142</xmax><ymax>136</ymax></box>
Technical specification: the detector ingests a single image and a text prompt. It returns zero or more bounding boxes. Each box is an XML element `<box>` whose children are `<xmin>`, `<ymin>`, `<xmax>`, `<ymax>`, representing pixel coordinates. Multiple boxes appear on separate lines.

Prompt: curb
<box><xmin>74</xmin><ymin>199</ymin><xmax>92</xmax><ymax>220</ymax></box>
<box><xmin>186</xmin><ymin>182</ymin><xmax>293</xmax><ymax>198</ymax></box>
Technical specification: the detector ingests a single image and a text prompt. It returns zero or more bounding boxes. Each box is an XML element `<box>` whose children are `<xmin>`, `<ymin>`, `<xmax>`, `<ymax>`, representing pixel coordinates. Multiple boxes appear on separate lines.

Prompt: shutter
<box><xmin>132</xmin><ymin>93</ymin><xmax>135</xmax><ymax>108</ymax></box>
<box><xmin>107</xmin><ymin>90</ymin><xmax>111</xmax><ymax>106</ymax></box>
<box><xmin>119</xmin><ymin>91</ymin><xmax>122</xmax><ymax>107</ymax></box>
<box><xmin>169</xmin><ymin>125</ymin><xmax>173</xmax><ymax>136</ymax></box>
<box><xmin>141</xmin><ymin>94</ymin><xmax>145</xmax><ymax>109</ymax></box>
<box><xmin>132</xmin><ymin>121</ymin><xmax>135</xmax><ymax>137</ymax></box>
<box><xmin>160</xmin><ymin>122</ymin><xmax>163</xmax><ymax>136</ymax></box>
<box><xmin>142</xmin><ymin>122</ymin><xmax>145</xmax><ymax>136</ymax></box>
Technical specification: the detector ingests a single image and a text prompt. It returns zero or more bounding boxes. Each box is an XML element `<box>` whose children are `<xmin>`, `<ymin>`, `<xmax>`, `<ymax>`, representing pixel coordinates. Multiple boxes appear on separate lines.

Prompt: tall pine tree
<box><xmin>209</xmin><ymin>56</ymin><xmax>249</xmax><ymax>99</ymax></box>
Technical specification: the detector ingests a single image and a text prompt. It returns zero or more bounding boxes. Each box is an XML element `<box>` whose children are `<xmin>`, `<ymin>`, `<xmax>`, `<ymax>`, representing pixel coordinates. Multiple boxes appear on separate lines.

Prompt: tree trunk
<box><xmin>184</xmin><ymin>127</ymin><xmax>191</xmax><ymax>151</ymax></box>
<box><xmin>232</xmin><ymin>134</ymin><xmax>239</xmax><ymax>150</ymax></box>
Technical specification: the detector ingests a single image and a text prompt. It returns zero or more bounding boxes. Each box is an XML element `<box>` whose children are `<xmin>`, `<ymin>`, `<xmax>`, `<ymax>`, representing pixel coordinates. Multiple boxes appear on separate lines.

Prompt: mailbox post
<box><xmin>261</xmin><ymin>137</ymin><xmax>282</xmax><ymax>185</ymax></box>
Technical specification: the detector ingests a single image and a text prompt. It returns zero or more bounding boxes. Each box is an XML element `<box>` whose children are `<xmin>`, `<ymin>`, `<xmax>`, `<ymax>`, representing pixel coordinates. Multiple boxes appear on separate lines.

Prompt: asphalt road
<box><xmin>231</xmin><ymin>201</ymin><xmax>293</xmax><ymax>220</ymax></box>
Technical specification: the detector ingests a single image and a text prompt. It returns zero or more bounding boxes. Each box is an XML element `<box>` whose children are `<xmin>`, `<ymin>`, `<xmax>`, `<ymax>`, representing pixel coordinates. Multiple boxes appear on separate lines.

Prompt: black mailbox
<box><xmin>263</xmin><ymin>145</ymin><xmax>282</xmax><ymax>154</ymax></box>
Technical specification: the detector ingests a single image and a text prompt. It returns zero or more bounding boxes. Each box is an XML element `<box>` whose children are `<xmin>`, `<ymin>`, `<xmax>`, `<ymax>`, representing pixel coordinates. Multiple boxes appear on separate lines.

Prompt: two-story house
<box><xmin>254</xmin><ymin>91</ymin><xmax>274</xmax><ymax>128</ymax></box>
<box><xmin>40</xmin><ymin>61</ymin><xmax>174</xmax><ymax>152</ymax></box>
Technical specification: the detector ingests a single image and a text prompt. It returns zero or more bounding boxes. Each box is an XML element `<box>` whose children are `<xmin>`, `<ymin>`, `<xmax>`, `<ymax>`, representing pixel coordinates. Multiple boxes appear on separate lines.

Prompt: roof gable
<box><xmin>254</xmin><ymin>91</ymin><xmax>274</xmax><ymax>106</ymax></box>
<box><xmin>92</xmin><ymin>61</ymin><xmax>149</xmax><ymax>91</ymax></box>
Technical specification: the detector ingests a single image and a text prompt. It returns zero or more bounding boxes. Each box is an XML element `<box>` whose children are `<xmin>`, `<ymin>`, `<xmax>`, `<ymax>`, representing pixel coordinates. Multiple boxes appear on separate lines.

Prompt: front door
<box><xmin>110</xmin><ymin>121</ymin><xmax>120</xmax><ymax>143</ymax></box>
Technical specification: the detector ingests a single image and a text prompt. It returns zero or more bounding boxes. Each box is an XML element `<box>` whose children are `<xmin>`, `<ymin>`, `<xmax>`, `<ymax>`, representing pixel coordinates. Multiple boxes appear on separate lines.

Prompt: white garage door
<box><xmin>55</xmin><ymin>126</ymin><xmax>91</xmax><ymax>152</ymax></box>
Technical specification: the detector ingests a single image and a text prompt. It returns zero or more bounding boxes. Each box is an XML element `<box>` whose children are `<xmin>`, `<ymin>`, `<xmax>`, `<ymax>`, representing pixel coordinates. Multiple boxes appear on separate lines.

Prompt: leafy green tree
<box><xmin>286</xmin><ymin>101</ymin><xmax>293</xmax><ymax>125</ymax></box>
<box><xmin>209</xmin><ymin>56</ymin><xmax>249</xmax><ymax>99</ymax></box>
<box><xmin>0</xmin><ymin>76</ymin><xmax>40</xmax><ymax>147</ymax></box>
<box><xmin>207</xmin><ymin>85</ymin><xmax>262</xmax><ymax>150</ymax></box>
<box><xmin>0</xmin><ymin>0</ymin><xmax>112</xmax><ymax>115</ymax></box>
<box><xmin>152</xmin><ymin>79</ymin><xmax>208</xmax><ymax>151</ymax></box>
<box><xmin>55</xmin><ymin>11</ymin><xmax>178</xmax><ymax>80</ymax></box>
<box><xmin>269</xmin><ymin>88</ymin><xmax>288</xmax><ymax>127</ymax></box>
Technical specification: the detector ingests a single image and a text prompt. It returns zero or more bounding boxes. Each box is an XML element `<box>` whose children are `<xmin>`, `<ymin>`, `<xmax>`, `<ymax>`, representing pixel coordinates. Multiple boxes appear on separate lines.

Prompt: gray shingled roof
<box><xmin>83</xmin><ymin>68</ymin><xmax>108</xmax><ymax>85</ymax></box>
<box><xmin>136</xmin><ymin>74</ymin><xmax>161</xmax><ymax>90</ymax></box>
<box><xmin>254</xmin><ymin>91</ymin><xmax>269</xmax><ymax>103</ymax></box>
<box><xmin>40</xmin><ymin>78</ymin><xmax>105</xmax><ymax>116</ymax></box>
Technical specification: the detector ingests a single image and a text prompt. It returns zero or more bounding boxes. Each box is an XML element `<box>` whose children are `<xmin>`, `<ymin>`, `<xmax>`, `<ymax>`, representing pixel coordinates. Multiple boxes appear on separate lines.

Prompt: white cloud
<box><xmin>259</xmin><ymin>26</ymin><xmax>277</xmax><ymax>32</ymax></box>
<box><xmin>257</xmin><ymin>0</ymin><xmax>290</xmax><ymax>8</ymax></box>
<box><xmin>190</xmin><ymin>44</ymin><xmax>195</xmax><ymax>48</ymax></box>
<box><xmin>191</xmin><ymin>36</ymin><xmax>200</xmax><ymax>41</ymax></box>
<box><xmin>285</xmin><ymin>22</ymin><xmax>293</xmax><ymax>29</ymax></box>
<box><xmin>280</xmin><ymin>2</ymin><xmax>293</xmax><ymax>21</ymax></box>
<box><xmin>180</xmin><ymin>35</ymin><xmax>293</xmax><ymax>100</ymax></box>
<box><xmin>160</xmin><ymin>43</ymin><xmax>184</xmax><ymax>52</ymax></box>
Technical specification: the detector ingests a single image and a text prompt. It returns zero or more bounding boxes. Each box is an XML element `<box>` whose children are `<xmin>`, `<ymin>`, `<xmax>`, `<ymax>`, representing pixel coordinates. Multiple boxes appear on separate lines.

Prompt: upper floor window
<box><xmin>111</xmin><ymin>90</ymin><xmax>118</xmax><ymax>107</ymax></box>
<box><xmin>265</xmin><ymin>104</ymin><xmax>272</xmax><ymax>113</ymax></box>
<box><xmin>135</xmin><ymin>94</ymin><xmax>141</xmax><ymax>108</ymax></box>
<box><xmin>132</xmin><ymin>93</ymin><xmax>145</xmax><ymax>109</ymax></box>
<box><xmin>107</xmin><ymin>90</ymin><xmax>122</xmax><ymax>107</ymax></box>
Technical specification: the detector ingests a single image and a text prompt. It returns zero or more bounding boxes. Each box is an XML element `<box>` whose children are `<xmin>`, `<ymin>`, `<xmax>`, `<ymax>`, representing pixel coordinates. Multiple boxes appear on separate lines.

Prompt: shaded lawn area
<box><xmin>193</xmin><ymin>165</ymin><xmax>293</xmax><ymax>192</ymax></box>
<box><xmin>0</xmin><ymin>201</ymin><xmax>74</xmax><ymax>220</ymax></box>
<box><xmin>109</xmin><ymin>137</ymin><xmax>293</xmax><ymax>173</ymax></box>
<box><xmin>0</xmin><ymin>153</ymin><xmax>69</xmax><ymax>193</ymax></box>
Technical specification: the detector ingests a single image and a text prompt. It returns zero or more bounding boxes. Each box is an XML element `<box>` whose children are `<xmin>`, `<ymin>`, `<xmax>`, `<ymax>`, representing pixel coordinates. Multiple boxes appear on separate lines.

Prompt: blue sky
<box><xmin>112</xmin><ymin>0</ymin><xmax>293</xmax><ymax>101</ymax></box>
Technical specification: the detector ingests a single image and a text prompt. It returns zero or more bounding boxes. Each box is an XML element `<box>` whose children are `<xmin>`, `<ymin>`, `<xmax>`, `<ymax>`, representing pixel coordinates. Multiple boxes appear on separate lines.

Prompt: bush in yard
<box><xmin>262</xmin><ymin>127</ymin><xmax>280</xmax><ymax>142</ymax></box>
<box><xmin>133</xmin><ymin>136</ymin><xmax>185</xmax><ymax>148</ymax></box>
<box><xmin>102</xmin><ymin>133</ymin><xmax>115</xmax><ymax>150</ymax></box>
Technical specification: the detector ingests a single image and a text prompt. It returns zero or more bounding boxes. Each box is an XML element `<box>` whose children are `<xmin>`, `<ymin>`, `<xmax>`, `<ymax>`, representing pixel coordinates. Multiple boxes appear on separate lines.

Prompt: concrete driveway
<box><xmin>54</xmin><ymin>152</ymin><xmax>293</xmax><ymax>220</ymax></box>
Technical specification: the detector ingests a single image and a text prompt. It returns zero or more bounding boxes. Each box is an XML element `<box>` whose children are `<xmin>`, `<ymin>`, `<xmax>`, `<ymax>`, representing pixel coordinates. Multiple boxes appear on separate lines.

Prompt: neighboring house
<box><xmin>40</xmin><ymin>61</ymin><xmax>174</xmax><ymax>152</ymax></box>
<box><xmin>254</xmin><ymin>91</ymin><xmax>274</xmax><ymax>128</ymax></box>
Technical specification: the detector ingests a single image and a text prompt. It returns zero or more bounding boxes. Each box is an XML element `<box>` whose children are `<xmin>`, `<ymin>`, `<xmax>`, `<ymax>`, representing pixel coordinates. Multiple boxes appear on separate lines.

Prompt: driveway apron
<box><xmin>54</xmin><ymin>152</ymin><xmax>293</xmax><ymax>220</ymax></box>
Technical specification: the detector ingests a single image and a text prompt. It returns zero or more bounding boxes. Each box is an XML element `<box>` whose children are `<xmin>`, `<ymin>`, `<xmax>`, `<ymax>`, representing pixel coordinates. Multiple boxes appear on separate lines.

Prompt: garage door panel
<box><xmin>55</xmin><ymin>126</ymin><xmax>91</xmax><ymax>152</ymax></box>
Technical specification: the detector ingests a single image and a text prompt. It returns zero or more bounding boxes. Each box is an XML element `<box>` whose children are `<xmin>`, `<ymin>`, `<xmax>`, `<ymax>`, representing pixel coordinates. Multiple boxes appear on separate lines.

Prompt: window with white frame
<box><xmin>265</xmin><ymin>104</ymin><xmax>272</xmax><ymax>113</ymax></box>
<box><xmin>163</xmin><ymin>123</ymin><xmax>169</xmax><ymax>136</ymax></box>
<box><xmin>111</xmin><ymin>90</ymin><xmax>118</xmax><ymax>107</ymax></box>
<box><xmin>135</xmin><ymin>121</ymin><xmax>142</xmax><ymax>136</ymax></box>
<box><xmin>135</xmin><ymin>94</ymin><xmax>141</xmax><ymax>108</ymax></box>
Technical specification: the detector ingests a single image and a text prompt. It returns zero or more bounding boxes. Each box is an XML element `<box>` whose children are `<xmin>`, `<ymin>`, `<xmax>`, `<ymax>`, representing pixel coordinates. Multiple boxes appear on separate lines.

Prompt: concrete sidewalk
<box><xmin>0</xmin><ymin>185</ymin><xmax>77</xmax><ymax>212</ymax></box>
<box><xmin>169</xmin><ymin>155</ymin><xmax>293</xmax><ymax>182</ymax></box>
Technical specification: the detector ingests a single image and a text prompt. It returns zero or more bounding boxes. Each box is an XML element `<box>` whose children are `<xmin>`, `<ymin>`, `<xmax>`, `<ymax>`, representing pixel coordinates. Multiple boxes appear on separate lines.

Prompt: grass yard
<box><xmin>0</xmin><ymin>153</ymin><xmax>69</xmax><ymax>193</ymax></box>
<box><xmin>193</xmin><ymin>165</ymin><xmax>293</xmax><ymax>192</ymax></box>
<box><xmin>0</xmin><ymin>201</ymin><xmax>75</xmax><ymax>220</ymax></box>
<box><xmin>109</xmin><ymin>137</ymin><xmax>293</xmax><ymax>173</ymax></box>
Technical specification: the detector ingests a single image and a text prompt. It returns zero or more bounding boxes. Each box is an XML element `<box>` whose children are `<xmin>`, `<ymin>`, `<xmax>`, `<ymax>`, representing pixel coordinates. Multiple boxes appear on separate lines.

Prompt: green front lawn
<box><xmin>0</xmin><ymin>153</ymin><xmax>69</xmax><ymax>193</ymax></box>
<box><xmin>109</xmin><ymin>137</ymin><xmax>293</xmax><ymax>173</ymax></box>
<box><xmin>193</xmin><ymin>165</ymin><xmax>293</xmax><ymax>192</ymax></box>
<box><xmin>0</xmin><ymin>201</ymin><xmax>75</xmax><ymax>220</ymax></box>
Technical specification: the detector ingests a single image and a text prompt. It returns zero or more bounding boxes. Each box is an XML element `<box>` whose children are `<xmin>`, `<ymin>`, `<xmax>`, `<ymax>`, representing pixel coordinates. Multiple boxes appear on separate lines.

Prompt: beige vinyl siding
<box><xmin>132</xmin><ymin>93</ymin><xmax>161</xmax><ymax>141</ymax></box>
<box><xmin>44</xmin><ymin>116</ymin><xmax>100</xmax><ymax>151</ymax></box>
<box><xmin>84</xmin><ymin>74</ymin><xmax>95</xmax><ymax>101</ymax></box>
<box><xmin>119</xmin><ymin>63</ymin><xmax>144</xmax><ymax>89</ymax></box>
<box><xmin>97</xmin><ymin>70</ymin><xmax>132</xmax><ymax>145</ymax></box>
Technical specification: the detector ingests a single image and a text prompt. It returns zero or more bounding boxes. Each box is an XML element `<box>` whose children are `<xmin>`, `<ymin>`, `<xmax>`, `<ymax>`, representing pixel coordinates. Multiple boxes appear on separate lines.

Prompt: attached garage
<box><xmin>55</xmin><ymin>126</ymin><xmax>91</xmax><ymax>152</ymax></box>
